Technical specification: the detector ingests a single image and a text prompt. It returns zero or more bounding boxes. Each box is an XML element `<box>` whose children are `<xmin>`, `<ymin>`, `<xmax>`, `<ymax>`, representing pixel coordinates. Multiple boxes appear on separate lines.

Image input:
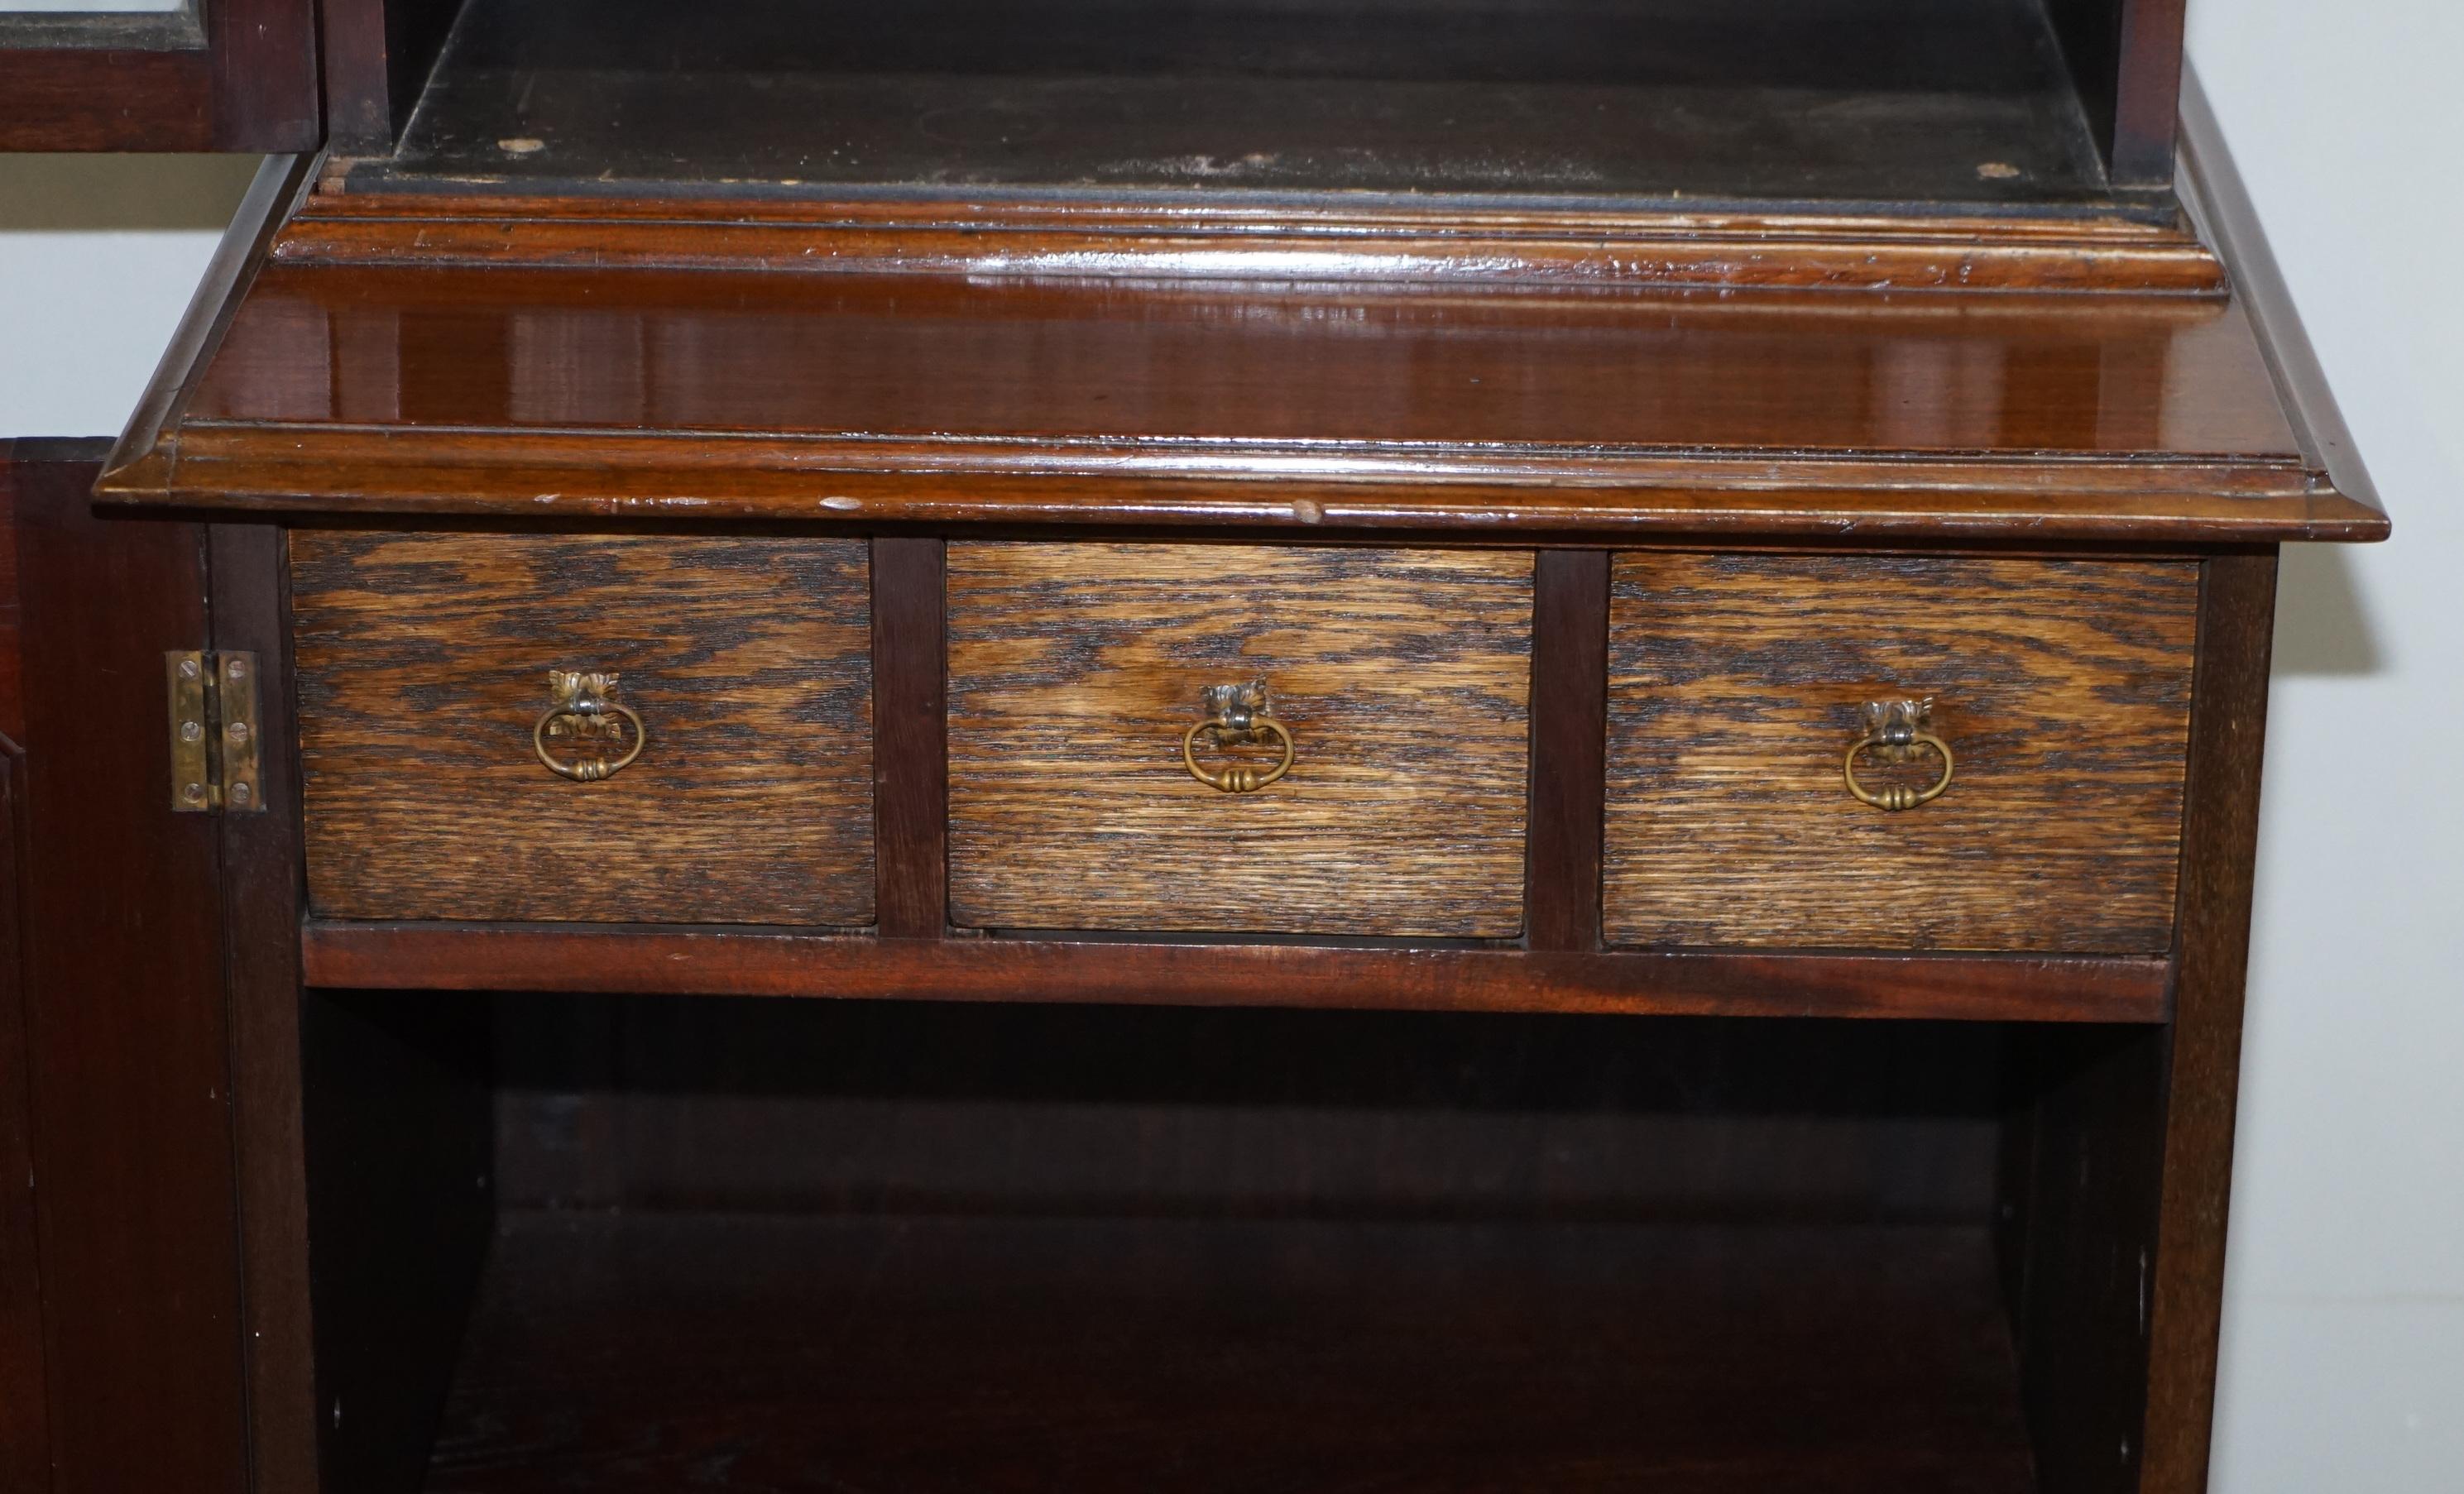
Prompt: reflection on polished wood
<box><xmin>101</xmin><ymin>256</ymin><xmax>2383</xmax><ymax>541</ymax></box>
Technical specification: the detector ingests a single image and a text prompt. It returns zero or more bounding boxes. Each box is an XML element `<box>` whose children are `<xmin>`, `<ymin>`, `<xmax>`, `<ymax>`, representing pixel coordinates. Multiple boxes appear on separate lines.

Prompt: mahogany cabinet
<box><xmin>6</xmin><ymin>2</ymin><xmax>2391</xmax><ymax>1492</ymax></box>
<box><xmin>0</xmin><ymin>0</ymin><xmax>317</xmax><ymax>151</ymax></box>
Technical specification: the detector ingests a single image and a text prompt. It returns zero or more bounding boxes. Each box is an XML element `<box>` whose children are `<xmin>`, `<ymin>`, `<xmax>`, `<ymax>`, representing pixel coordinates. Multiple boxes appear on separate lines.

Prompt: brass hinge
<box><xmin>165</xmin><ymin>650</ymin><xmax>266</xmax><ymax>814</ymax></box>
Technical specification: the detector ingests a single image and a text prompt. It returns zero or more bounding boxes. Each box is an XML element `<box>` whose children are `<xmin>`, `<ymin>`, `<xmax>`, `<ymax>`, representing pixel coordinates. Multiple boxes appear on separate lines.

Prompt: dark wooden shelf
<box><xmin>423</xmin><ymin>1209</ymin><xmax>2036</xmax><ymax>1493</ymax></box>
<box><xmin>355</xmin><ymin>0</ymin><xmax>2116</xmax><ymax>213</ymax></box>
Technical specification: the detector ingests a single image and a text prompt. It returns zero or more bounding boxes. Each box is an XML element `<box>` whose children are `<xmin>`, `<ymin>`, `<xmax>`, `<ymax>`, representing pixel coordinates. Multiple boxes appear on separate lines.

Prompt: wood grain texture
<box><xmin>1604</xmin><ymin>554</ymin><xmax>2198</xmax><ymax>952</ymax></box>
<box><xmin>947</xmin><ymin>543</ymin><xmax>1532</xmax><ymax>936</ymax></box>
<box><xmin>291</xmin><ymin>531</ymin><xmax>875</xmax><ymax>924</ymax></box>
<box><xmin>300</xmin><ymin>923</ymin><xmax>2171</xmax><ymax>1024</ymax></box>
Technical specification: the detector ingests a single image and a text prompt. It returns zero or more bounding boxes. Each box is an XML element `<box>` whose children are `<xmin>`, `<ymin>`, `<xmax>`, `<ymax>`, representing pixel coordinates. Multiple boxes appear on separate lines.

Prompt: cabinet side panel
<box><xmin>0</xmin><ymin>457</ymin><xmax>46</xmax><ymax>1494</ymax></box>
<box><xmin>2141</xmin><ymin>550</ymin><xmax>2278</xmax><ymax>1494</ymax></box>
<box><xmin>14</xmin><ymin>457</ymin><xmax>250</xmax><ymax>1491</ymax></box>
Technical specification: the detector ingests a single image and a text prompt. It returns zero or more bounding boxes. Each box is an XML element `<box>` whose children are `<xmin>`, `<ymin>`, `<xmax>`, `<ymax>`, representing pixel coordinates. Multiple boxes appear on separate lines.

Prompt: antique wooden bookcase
<box><xmin>2</xmin><ymin>1</ymin><xmax>2389</xmax><ymax>1492</ymax></box>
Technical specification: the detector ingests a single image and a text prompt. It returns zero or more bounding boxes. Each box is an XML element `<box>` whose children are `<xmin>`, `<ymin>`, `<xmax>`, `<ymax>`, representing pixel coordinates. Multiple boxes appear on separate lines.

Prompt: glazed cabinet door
<box><xmin>0</xmin><ymin>0</ymin><xmax>316</xmax><ymax>150</ymax></box>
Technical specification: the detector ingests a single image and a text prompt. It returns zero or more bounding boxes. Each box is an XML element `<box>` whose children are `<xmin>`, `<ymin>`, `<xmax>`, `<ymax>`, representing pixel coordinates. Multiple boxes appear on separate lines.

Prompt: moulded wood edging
<box><xmin>98</xmin><ymin>438</ymin><xmax>2385</xmax><ymax>545</ymax></box>
<box><xmin>2176</xmin><ymin>69</ymin><xmax>2388</xmax><ymax>534</ymax></box>
<box><xmin>100</xmin><ymin>153</ymin><xmax>319</xmax><ymax>502</ymax></box>
<box><xmin>269</xmin><ymin>189</ymin><xmax>2230</xmax><ymax>295</ymax></box>
<box><xmin>298</xmin><ymin>922</ymin><xmax>2172</xmax><ymax>1025</ymax></box>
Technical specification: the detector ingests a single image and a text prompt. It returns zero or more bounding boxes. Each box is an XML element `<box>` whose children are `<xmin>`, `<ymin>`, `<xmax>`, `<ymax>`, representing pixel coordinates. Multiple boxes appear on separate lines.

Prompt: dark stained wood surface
<box><xmin>12</xmin><ymin>456</ymin><xmax>252</xmax><ymax>1492</ymax></box>
<box><xmin>2008</xmin><ymin>1021</ymin><xmax>2168</xmax><ymax>1494</ymax></box>
<box><xmin>871</xmin><ymin>539</ymin><xmax>949</xmax><ymax>938</ymax></box>
<box><xmin>367</xmin><ymin>0</ymin><xmax>2112</xmax><ymax>210</ymax></box>
<box><xmin>0</xmin><ymin>450</ymin><xmax>46</xmax><ymax>1494</ymax></box>
<box><xmin>0</xmin><ymin>745</ymin><xmax>41</xmax><ymax>1494</ymax></box>
<box><xmin>947</xmin><ymin>543</ymin><xmax>1532</xmax><ymax>936</ymax></box>
<box><xmin>279</xmin><ymin>190</ymin><xmax>2230</xmax><ymax>294</ymax></box>
<box><xmin>2107</xmin><ymin>0</ymin><xmax>2190</xmax><ymax>188</ymax></box>
<box><xmin>209</xmin><ymin>523</ymin><xmax>323</xmax><ymax>1492</ymax></box>
<box><xmin>424</xmin><ymin>1210</ymin><xmax>2035</xmax><ymax>1494</ymax></box>
<box><xmin>488</xmin><ymin>995</ymin><xmax>2008</xmax><ymax>1223</ymax></box>
<box><xmin>184</xmin><ymin>268</ymin><xmax>2302</xmax><ymax>456</ymax></box>
<box><xmin>301</xmin><ymin>922</ymin><xmax>2171</xmax><ymax>1024</ymax></box>
<box><xmin>1603</xmin><ymin>554</ymin><xmax>2199</xmax><ymax>953</ymax></box>
<box><xmin>321</xmin><ymin>0</ymin><xmax>467</xmax><ymax>151</ymax></box>
<box><xmin>290</xmin><ymin>531</ymin><xmax>876</xmax><ymax>925</ymax></box>
<box><xmin>304</xmin><ymin>989</ymin><xmax>496</xmax><ymax>1494</ymax></box>
<box><xmin>0</xmin><ymin>463</ymin><xmax>20</xmax><ymax>744</ymax></box>
<box><xmin>1525</xmin><ymin>549</ymin><xmax>1608</xmax><ymax>952</ymax></box>
<box><xmin>2040</xmin><ymin>0</ymin><xmax>2184</xmax><ymax>190</ymax></box>
<box><xmin>97</xmin><ymin>256</ymin><xmax>2388</xmax><ymax>544</ymax></box>
<box><xmin>2141</xmin><ymin>552</ymin><xmax>2277</xmax><ymax>1494</ymax></box>
<box><xmin>0</xmin><ymin>0</ymin><xmax>319</xmax><ymax>151</ymax></box>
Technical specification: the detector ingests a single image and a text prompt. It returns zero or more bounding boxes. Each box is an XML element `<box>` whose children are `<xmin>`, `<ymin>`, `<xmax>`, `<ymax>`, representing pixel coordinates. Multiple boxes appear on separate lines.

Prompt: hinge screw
<box><xmin>226</xmin><ymin>658</ymin><xmax>247</xmax><ymax>681</ymax></box>
<box><xmin>178</xmin><ymin>658</ymin><xmax>200</xmax><ymax>680</ymax></box>
<box><xmin>227</xmin><ymin>721</ymin><xmax>250</xmax><ymax>744</ymax></box>
<box><xmin>180</xmin><ymin>720</ymin><xmax>203</xmax><ymax>742</ymax></box>
<box><xmin>183</xmin><ymin>783</ymin><xmax>207</xmax><ymax>805</ymax></box>
<box><xmin>228</xmin><ymin>783</ymin><xmax>252</xmax><ymax>807</ymax></box>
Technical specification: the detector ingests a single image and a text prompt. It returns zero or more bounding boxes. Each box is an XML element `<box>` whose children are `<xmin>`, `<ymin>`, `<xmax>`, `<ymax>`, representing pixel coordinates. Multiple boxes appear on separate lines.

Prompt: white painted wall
<box><xmin>0</xmin><ymin>153</ymin><xmax>258</xmax><ymax>439</ymax></box>
<box><xmin>2</xmin><ymin>10</ymin><xmax>2459</xmax><ymax>1482</ymax></box>
<box><xmin>2186</xmin><ymin>4</ymin><xmax>2464</xmax><ymax>1490</ymax></box>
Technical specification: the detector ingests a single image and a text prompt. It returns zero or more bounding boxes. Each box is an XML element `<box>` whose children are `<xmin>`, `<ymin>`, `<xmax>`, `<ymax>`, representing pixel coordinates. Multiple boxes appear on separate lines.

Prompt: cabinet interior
<box><xmin>336</xmin><ymin>0</ymin><xmax>2169</xmax><ymax>213</ymax></box>
<box><xmin>304</xmin><ymin>988</ymin><xmax>2167</xmax><ymax>1492</ymax></box>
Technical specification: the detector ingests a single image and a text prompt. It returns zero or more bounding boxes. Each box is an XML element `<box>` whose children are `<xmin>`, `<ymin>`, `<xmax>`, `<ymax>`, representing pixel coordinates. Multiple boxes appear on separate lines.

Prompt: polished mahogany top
<box><xmin>97</xmin><ymin>172</ymin><xmax>2384</xmax><ymax>544</ymax></box>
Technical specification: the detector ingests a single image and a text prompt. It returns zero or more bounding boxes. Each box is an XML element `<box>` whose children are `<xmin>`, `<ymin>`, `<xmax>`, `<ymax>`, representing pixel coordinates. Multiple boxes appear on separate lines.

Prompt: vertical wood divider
<box><xmin>873</xmin><ymin>537</ymin><xmax>950</xmax><ymax>938</ymax></box>
<box><xmin>2140</xmin><ymin>548</ymin><xmax>2279</xmax><ymax>1494</ymax></box>
<box><xmin>1526</xmin><ymin>548</ymin><xmax>1611</xmax><ymax>952</ymax></box>
<box><xmin>208</xmin><ymin>521</ymin><xmax>324</xmax><ymax>1492</ymax></box>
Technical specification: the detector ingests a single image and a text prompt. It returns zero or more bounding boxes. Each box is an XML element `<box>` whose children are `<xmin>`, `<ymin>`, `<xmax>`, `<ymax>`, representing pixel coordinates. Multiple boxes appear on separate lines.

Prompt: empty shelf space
<box><xmin>421</xmin><ymin>1209</ymin><xmax>2037</xmax><ymax>1492</ymax></box>
<box><xmin>362</xmin><ymin>0</ymin><xmax>2118</xmax><ymax>209</ymax></box>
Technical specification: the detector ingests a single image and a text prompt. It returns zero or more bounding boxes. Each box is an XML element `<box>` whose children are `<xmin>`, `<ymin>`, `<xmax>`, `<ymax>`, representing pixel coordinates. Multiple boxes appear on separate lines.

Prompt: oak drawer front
<box><xmin>947</xmin><ymin>543</ymin><xmax>1532</xmax><ymax>936</ymax></box>
<box><xmin>291</xmin><ymin>533</ymin><xmax>875</xmax><ymax>924</ymax></box>
<box><xmin>1604</xmin><ymin>554</ymin><xmax>2198</xmax><ymax>953</ymax></box>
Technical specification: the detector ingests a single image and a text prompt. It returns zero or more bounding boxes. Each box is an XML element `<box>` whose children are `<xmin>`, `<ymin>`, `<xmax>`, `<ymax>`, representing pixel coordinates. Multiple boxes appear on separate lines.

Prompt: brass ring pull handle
<box><xmin>1182</xmin><ymin>680</ymin><xmax>1295</xmax><ymax>793</ymax></box>
<box><xmin>1183</xmin><ymin>716</ymin><xmax>1295</xmax><ymax>792</ymax></box>
<box><xmin>1844</xmin><ymin>697</ymin><xmax>1953</xmax><ymax>812</ymax></box>
<box><xmin>534</xmin><ymin>669</ymin><xmax>646</xmax><ymax>783</ymax></box>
